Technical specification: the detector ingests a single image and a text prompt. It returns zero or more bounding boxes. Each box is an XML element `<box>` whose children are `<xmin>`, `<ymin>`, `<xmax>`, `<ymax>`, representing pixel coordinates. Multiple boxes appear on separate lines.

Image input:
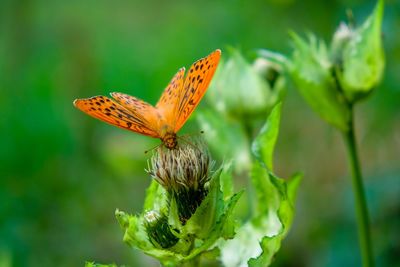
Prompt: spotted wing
<box><xmin>74</xmin><ymin>95</ymin><xmax>160</xmax><ymax>138</ymax></box>
<box><xmin>174</xmin><ymin>49</ymin><xmax>221</xmax><ymax>132</ymax></box>
<box><xmin>110</xmin><ymin>91</ymin><xmax>164</xmax><ymax>130</ymax></box>
<box><xmin>155</xmin><ymin>68</ymin><xmax>185</xmax><ymax>127</ymax></box>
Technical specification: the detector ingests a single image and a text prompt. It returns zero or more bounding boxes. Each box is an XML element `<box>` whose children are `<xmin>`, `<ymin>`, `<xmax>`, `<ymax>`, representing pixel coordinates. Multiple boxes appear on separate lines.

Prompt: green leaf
<box><xmin>167</xmin><ymin>195</ymin><xmax>182</xmax><ymax>232</ymax></box>
<box><xmin>118</xmin><ymin>212</ymin><xmax>153</xmax><ymax>251</ymax></box>
<box><xmin>183</xmin><ymin>190</ymin><xmax>243</xmax><ymax>262</ymax></box>
<box><xmin>288</xmin><ymin>33</ymin><xmax>350</xmax><ymax>131</ymax></box>
<box><xmin>252</xmin><ymin>102</ymin><xmax>282</xmax><ymax>170</ymax></box>
<box><xmin>219</xmin><ymin>163</ymin><xmax>242</xmax><ymax>239</ymax></box>
<box><xmin>220</xmin><ymin>106</ymin><xmax>302</xmax><ymax>266</ymax></box>
<box><xmin>184</xmin><ymin>169</ymin><xmax>224</xmax><ymax>238</ymax></box>
<box><xmin>248</xmin><ymin>173</ymin><xmax>302</xmax><ymax>266</ymax></box>
<box><xmin>162</xmin><ymin>169</ymin><xmax>243</xmax><ymax>265</ymax></box>
<box><xmin>115</xmin><ymin>209</ymin><xmax>129</xmax><ymax>229</ymax></box>
<box><xmin>220</xmin><ymin>161</ymin><xmax>235</xmax><ymax>200</ymax></box>
<box><xmin>337</xmin><ymin>0</ymin><xmax>385</xmax><ymax>102</ymax></box>
<box><xmin>220</xmin><ymin>167</ymin><xmax>302</xmax><ymax>267</ymax></box>
<box><xmin>183</xmin><ymin>167</ymin><xmax>243</xmax><ymax>242</ymax></box>
<box><xmin>143</xmin><ymin>179</ymin><xmax>168</xmax><ymax>212</ymax></box>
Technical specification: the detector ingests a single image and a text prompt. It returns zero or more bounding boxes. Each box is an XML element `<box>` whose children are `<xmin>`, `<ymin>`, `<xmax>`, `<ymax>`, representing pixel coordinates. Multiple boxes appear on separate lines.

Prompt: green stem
<box><xmin>343</xmin><ymin>105</ymin><xmax>374</xmax><ymax>267</ymax></box>
<box><xmin>242</xmin><ymin>117</ymin><xmax>256</xmax><ymax>219</ymax></box>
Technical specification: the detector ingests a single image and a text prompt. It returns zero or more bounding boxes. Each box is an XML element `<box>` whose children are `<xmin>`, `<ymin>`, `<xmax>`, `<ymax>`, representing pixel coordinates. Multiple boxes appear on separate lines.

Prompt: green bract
<box><xmin>334</xmin><ymin>0</ymin><xmax>385</xmax><ymax>102</ymax></box>
<box><xmin>288</xmin><ymin>33</ymin><xmax>351</xmax><ymax>131</ymax></box>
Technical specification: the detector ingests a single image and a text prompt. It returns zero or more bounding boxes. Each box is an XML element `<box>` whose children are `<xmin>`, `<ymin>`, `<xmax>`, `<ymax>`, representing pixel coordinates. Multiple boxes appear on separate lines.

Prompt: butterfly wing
<box><xmin>110</xmin><ymin>92</ymin><xmax>165</xmax><ymax>134</ymax></box>
<box><xmin>155</xmin><ymin>68</ymin><xmax>185</xmax><ymax>126</ymax></box>
<box><xmin>173</xmin><ymin>49</ymin><xmax>221</xmax><ymax>132</ymax></box>
<box><xmin>74</xmin><ymin>49</ymin><xmax>221</xmax><ymax>140</ymax></box>
<box><xmin>74</xmin><ymin>95</ymin><xmax>160</xmax><ymax>138</ymax></box>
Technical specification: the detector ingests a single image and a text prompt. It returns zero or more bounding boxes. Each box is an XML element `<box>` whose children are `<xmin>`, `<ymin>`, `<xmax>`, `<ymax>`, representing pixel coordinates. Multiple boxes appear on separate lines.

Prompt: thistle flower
<box><xmin>147</xmin><ymin>139</ymin><xmax>213</xmax><ymax>223</ymax></box>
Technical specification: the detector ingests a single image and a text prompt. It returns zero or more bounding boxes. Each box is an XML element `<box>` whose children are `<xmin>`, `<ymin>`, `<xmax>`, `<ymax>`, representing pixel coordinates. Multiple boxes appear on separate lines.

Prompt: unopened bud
<box><xmin>333</xmin><ymin>0</ymin><xmax>385</xmax><ymax>102</ymax></box>
<box><xmin>144</xmin><ymin>210</ymin><xmax>179</xmax><ymax>249</ymax></box>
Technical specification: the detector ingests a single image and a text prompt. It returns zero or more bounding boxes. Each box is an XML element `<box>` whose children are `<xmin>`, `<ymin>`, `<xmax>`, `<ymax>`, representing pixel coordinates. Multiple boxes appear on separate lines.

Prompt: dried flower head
<box><xmin>147</xmin><ymin>138</ymin><xmax>214</xmax><ymax>223</ymax></box>
<box><xmin>147</xmin><ymin>139</ymin><xmax>212</xmax><ymax>192</ymax></box>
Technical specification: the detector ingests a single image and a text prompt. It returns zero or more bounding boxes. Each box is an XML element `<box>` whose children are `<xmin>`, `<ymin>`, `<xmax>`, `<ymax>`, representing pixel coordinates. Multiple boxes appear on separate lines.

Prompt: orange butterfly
<box><xmin>74</xmin><ymin>49</ymin><xmax>221</xmax><ymax>149</ymax></box>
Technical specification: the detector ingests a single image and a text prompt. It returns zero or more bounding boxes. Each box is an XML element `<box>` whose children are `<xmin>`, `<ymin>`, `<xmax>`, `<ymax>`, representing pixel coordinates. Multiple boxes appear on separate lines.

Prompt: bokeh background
<box><xmin>1</xmin><ymin>0</ymin><xmax>399</xmax><ymax>266</ymax></box>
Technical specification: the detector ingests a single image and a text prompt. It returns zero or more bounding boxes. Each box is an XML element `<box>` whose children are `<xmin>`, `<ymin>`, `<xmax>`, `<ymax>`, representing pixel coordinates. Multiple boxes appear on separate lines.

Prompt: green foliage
<box><xmin>220</xmin><ymin>103</ymin><xmax>302</xmax><ymax>266</ymax></box>
<box><xmin>287</xmin><ymin>0</ymin><xmax>385</xmax><ymax>132</ymax></box>
<box><xmin>117</xmin><ymin>103</ymin><xmax>301</xmax><ymax>267</ymax></box>
<box><xmin>198</xmin><ymin>49</ymin><xmax>285</xmax><ymax>174</ymax></box>
<box><xmin>196</xmin><ymin>53</ymin><xmax>301</xmax><ymax>266</ymax></box>
<box><xmin>116</xmin><ymin>169</ymin><xmax>242</xmax><ymax>266</ymax></box>
<box><xmin>252</xmin><ymin>102</ymin><xmax>282</xmax><ymax>170</ymax></box>
<box><xmin>283</xmin><ymin>2</ymin><xmax>385</xmax><ymax>266</ymax></box>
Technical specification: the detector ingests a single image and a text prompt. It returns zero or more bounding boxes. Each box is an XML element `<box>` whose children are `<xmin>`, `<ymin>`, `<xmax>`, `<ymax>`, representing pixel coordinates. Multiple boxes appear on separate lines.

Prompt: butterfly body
<box><xmin>161</xmin><ymin>132</ymin><xmax>178</xmax><ymax>149</ymax></box>
<box><xmin>74</xmin><ymin>50</ymin><xmax>221</xmax><ymax>149</ymax></box>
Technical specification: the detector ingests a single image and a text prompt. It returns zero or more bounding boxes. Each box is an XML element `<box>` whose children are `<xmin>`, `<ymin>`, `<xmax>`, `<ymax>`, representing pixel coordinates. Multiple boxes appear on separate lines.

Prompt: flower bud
<box><xmin>289</xmin><ymin>33</ymin><xmax>351</xmax><ymax>131</ymax></box>
<box><xmin>331</xmin><ymin>22</ymin><xmax>354</xmax><ymax>64</ymax></box>
<box><xmin>333</xmin><ymin>0</ymin><xmax>385</xmax><ymax>102</ymax></box>
<box><xmin>252</xmin><ymin>57</ymin><xmax>286</xmax><ymax>101</ymax></box>
<box><xmin>147</xmin><ymin>139</ymin><xmax>213</xmax><ymax>223</ymax></box>
<box><xmin>207</xmin><ymin>48</ymin><xmax>277</xmax><ymax>119</ymax></box>
<box><xmin>143</xmin><ymin>210</ymin><xmax>179</xmax><ymax>249</ymax></box>
<box><xmin>253</xmin><ymin>58</ymin><xmax>280</xmax><ymax>87</ymax></box>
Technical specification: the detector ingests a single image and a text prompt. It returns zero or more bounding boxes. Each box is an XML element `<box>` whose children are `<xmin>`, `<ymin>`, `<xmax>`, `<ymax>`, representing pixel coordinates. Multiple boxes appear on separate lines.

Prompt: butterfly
<box><xmin>74</xmin><ymin>49</ymin><xmax>221</xmax><ymax>149</ymax></box>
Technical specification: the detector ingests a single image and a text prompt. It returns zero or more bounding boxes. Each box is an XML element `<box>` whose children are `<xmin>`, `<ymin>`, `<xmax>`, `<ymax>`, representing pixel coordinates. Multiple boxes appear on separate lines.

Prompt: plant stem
<box><xmin>343</xmin><ymin>105</ymin><xmax>374</xmax><ymax>267</ymax></box>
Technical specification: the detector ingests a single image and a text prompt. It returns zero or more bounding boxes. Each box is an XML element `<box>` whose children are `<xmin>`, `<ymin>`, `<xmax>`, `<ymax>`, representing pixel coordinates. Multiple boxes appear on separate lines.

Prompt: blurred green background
<box><xmin>1</xmin><ymin>0</ymin><xmax>399</xmax><ymax>266</ymax></box>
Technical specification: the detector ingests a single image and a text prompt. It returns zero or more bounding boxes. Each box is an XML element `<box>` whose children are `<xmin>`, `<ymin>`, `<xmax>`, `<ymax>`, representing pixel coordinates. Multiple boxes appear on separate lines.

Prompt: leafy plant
<box><xmin>260</xmin><ymin>1</ymin><xmax>385</xmax><ymax>266</ymax></box>
<box><xmin>219</xmin><ymin>104</ymin><xmax>302</xmax><ymax>267</ymax></box>
<box><xmin>83</xmin><ymin>1</ymin><xmax>385</xmax><ymax>265</ymax></box>
<box><xmin>86</xmin><ymin>101</ymin><xmax>301</xmax><ymax>266</ymax></box>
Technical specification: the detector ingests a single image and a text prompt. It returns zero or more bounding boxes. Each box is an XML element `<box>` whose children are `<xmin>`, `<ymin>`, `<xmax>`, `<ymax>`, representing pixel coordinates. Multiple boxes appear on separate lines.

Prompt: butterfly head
<box><xmin>162</xmin><ymin>132</ymin><xmax>178</xmax><ymax>149</ymax></box>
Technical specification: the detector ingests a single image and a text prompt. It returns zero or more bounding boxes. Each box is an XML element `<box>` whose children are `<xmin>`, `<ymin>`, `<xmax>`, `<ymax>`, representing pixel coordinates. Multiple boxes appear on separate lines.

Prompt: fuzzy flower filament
<box><xmin>148</xmin><ymin>139</ymin><xmax>213</xmax><ymax>224</ymax></box>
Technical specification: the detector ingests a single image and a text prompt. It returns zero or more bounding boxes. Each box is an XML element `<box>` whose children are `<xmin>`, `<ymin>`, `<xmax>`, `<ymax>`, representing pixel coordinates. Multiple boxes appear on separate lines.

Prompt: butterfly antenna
<box><xmin>177</xmin><ymin>136</ymin><xmax>198</xmax><ymax>149</ymax></box>
<box><xmin>177</xmin><ymin>130</ymin><xmax>206</xmax><ymax>150</ymax></box>
<box><xmin>144</xmin><ymin>142</ymin><xmax>162</xmax><ymax>154</ymax></box>
<box><xmin>179</xmin><ymin>130</ymin><xmax>205</xmax><ymax>139</ymax></box>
